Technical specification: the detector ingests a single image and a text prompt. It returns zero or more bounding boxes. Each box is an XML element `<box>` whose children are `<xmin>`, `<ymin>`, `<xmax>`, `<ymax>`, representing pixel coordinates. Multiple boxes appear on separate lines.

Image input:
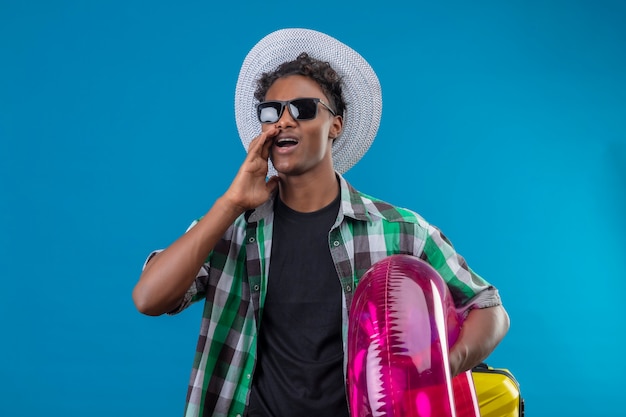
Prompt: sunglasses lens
<box><xmin>290</xmin><ymin>99</ymin><xmax>318</xmax><ymax>120</ymax></box>
<box><xmin>258</xmin><ymin>102</ymin><xmax>282</xmax><ymax>123</ymax></box>
<box><xmin>257</xmin><ymin>99</ymin><xmax>320</xmax><ymax>123</ymax></box>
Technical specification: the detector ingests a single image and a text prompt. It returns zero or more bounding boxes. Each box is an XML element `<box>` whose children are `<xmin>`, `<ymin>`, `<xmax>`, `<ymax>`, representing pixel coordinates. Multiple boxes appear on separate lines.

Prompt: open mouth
<box><xmin>275</xmin><ymin>137</ymin><xmax>299</xmax><ymax>148</ymax></box>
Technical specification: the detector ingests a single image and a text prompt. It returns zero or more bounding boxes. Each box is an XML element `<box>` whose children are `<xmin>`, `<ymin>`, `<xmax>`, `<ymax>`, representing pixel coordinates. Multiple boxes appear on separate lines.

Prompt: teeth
<box><xmin>276</xmin><ymin>138</ymin><xmax>298</xmax><ymax>147</ymax></box>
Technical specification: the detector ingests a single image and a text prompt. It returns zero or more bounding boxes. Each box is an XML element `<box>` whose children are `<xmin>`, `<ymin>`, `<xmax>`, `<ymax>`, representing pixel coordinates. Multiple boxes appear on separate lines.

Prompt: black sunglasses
<box><xmin>257</xmin><ymin>97</ymin><xmax>336</xmax><ymax>124</ymax></box>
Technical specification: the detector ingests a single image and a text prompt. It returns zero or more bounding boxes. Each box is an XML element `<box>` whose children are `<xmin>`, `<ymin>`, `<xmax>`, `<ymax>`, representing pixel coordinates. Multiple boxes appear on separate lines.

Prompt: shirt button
<box><xmin>248</xmin><ymin>237</ymin><xmax>256</xmax><ymax>243</ymax></box>
<box><xmin>247</xmin><ymin>374</ymin><xmax>251</xmax><ymax>379</ymax></box>
<box><xmin>253</xmin><ymin>284</ymin><xmax>260</xmax><ymax>291</ymax></box>
<box><xmin>346</xmin><ymin>285</ymin><xmax>352</xmax><ymax>292</ymax></box>
<box><xmin>333</xmin><ymin>240</ymin><xmax>340</xmax><ymax>247</ymax></box>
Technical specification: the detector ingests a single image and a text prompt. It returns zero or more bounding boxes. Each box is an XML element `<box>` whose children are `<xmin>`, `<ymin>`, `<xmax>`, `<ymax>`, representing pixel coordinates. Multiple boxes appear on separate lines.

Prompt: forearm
<box><xmin>132</xmin><ymin>196</ymin><xmax>244</xmax><ymax>316</ymax></box>
<box><xmin>448</xmin><ymin>304</ymin><xmax>510</xmax><ymax>376</ymax></box>
<box><xmin>133</xmin><ymin>128</ymin><xmax>281</xmax><ymax>316</ymax></box>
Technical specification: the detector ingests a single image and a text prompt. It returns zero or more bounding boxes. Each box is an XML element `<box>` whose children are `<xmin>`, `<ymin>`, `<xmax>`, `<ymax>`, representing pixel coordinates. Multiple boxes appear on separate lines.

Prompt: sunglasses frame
<box><xmin>256</xmin><ymin>97</ymin><xmax>336</xmax><ymax>124</ymax></box>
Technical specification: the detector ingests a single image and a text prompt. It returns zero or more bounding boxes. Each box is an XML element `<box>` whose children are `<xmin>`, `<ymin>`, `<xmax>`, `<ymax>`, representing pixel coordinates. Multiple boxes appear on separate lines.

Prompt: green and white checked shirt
<box><xmin>149</xmin><ymin>174</ymin><xmax>501</xmax><ymax>417</ymax></box>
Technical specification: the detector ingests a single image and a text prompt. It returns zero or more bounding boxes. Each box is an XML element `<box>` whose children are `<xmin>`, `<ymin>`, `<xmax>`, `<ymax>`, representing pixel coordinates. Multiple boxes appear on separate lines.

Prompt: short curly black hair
<box><xmin>254</xmin><ymin>52</ymin><xmax>346</xmax><ymax>117</ymax></box>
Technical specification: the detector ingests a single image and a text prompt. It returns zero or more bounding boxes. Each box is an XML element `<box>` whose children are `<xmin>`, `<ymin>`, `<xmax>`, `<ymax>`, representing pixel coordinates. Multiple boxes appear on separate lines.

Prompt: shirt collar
<box><xmin>246</xmin><ymin>172</ymin><xmax>375</xmax><ymax>224</ymax></box>
<box><xmin>337</xmin><ymin>173</ymin><xmax>373</xmax><ymax>223</ymax></box>
<box><xmin>245</xmin><ymin>191</ymin><xmax>276</xmax><ymax>224</ymax></box>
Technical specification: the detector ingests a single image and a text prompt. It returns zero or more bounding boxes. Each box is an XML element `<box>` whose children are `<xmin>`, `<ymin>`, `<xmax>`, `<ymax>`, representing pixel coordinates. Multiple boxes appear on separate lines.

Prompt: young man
<box><xmin>132</xmin><ymin>28</ymin><xmax>509</xmax><ymax>417</ymax></box>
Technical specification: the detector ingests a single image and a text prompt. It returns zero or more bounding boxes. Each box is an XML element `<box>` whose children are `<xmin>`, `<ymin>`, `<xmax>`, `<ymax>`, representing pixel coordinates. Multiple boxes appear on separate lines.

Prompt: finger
<box><xmin>247</xmin><ymin>130</ymin><xmax>277</xmax><ymax>165</ymax></box>
<box><xmin>259</xmin><ymin>130</ymin><xmax>276</xmax><ymax>160</ymax></box>
<box><xmin>246</xmin><ymin>135</ymin><xmax>261</xmax><ymax>153</ymax></box>
<box><xmin>247</xmin><ymin>127</ymin><xmax>278</xmax><ymax>154</ymax></box>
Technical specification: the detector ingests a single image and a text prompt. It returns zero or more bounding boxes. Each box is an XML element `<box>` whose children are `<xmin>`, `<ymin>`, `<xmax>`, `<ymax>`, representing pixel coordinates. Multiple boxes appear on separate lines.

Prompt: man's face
<box><xmin>261</xmin><ymin>75</ymin><xmax>342</xmax><ymax>177</ymax></box>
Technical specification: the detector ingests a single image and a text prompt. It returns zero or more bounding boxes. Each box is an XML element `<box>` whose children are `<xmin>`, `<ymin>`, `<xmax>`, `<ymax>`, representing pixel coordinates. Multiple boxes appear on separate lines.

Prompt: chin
<box><xmin>270</xmin><ymin>158</ymin><xmax>295</xmax><ymax>175</ymax></box>
<box><xmin>275</xmin><ymin>166</ymin><xmax>302</xmax><ymax>176</ymax></box>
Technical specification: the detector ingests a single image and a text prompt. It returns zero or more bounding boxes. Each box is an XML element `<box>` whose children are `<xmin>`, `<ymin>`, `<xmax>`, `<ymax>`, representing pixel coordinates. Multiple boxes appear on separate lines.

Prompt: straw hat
<box><xmin>234</xmin><ymin>28</ymin><xmax>382</xmax><ymax>175</ymax></box>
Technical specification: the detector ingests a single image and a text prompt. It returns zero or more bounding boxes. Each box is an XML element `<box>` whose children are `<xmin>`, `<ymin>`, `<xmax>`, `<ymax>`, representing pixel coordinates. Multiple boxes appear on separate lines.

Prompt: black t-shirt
<box><xmin>246</xmin><ymin>193</ymin><xmax>349</xmax><ymax>417</ymax></box>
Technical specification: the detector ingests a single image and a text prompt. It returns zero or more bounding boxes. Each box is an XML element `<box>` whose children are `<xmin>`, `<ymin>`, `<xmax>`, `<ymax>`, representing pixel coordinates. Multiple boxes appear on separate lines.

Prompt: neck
<box><xmin>277</xmin><ymin>168</ymin><xmax>339</xmax><ymax>213</ymax></box>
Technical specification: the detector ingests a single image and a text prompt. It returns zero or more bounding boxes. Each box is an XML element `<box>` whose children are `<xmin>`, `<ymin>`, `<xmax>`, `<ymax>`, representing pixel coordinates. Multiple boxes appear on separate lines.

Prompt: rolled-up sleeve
<box><xmin>141</xmin><ymin>218</ymin><xmax>212</xmax><ymax>315</ymax></box>
<box><xmin>422</xmin><ymin>224</ymin><xmax>502</xmax><ymax>318</ymax></box>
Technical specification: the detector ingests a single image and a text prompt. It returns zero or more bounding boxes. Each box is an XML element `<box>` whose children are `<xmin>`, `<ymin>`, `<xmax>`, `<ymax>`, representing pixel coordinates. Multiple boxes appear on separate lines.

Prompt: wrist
<box><xmin>215</xmin><ymin>195</ymin><xmax>247</xmax><ymax>218</ymax></box>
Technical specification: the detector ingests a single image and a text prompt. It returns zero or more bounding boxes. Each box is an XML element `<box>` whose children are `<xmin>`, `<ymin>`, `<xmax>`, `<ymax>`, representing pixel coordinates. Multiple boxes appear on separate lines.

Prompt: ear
<box><xmin>329</xmin><ymin>115</ymin><xmax>343</xmax><ymax>142</ymax></box>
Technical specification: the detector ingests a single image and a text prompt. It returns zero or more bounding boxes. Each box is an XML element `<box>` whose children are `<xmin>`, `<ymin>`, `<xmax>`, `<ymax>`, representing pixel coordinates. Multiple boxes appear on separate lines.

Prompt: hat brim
<box><xmin>234</xmin><ymin>28</ymin><xmax>382</xmax><ymax>176</ymax></box>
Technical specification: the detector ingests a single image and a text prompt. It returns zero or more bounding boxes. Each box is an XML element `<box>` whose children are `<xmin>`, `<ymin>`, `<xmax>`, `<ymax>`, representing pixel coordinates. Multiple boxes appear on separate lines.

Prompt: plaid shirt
<box><xmin>148</xmin><ymin>174</ymin><xmax>501</xmax><ymax>417</ymax></box>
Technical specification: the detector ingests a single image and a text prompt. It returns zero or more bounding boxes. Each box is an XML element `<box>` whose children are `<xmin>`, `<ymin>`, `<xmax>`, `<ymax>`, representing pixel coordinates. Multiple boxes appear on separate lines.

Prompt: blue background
<box><xmin>2</xmin><ymin>1</ymin><xmax>625</xmax><ymax>416</ymax></box>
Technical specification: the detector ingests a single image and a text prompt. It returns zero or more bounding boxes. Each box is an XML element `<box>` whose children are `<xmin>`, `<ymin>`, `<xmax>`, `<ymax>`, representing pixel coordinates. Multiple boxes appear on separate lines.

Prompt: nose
<box><xmin>275</xmin><ymin>104</ymin><xmax>296</xmax><ymax>129</ymax></box>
